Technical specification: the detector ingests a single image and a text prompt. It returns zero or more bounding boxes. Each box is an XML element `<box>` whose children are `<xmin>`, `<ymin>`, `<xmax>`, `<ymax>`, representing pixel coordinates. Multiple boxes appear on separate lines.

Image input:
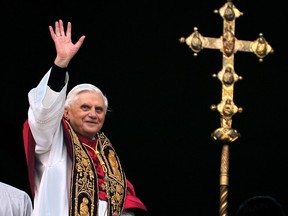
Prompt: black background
<box><xmin>1</xmin><ymin>0</ymin><xmax>287</xmax><ymax>215</ymax></box>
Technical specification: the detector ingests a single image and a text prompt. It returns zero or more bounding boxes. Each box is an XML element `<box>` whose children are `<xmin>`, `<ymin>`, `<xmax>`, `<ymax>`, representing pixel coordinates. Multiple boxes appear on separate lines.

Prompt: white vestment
<box><xmin>0</xmin><ymin>182</ymin><xmax>33</xmax><ymax>216</ymax></box>
<box><xmin>27</xmin><ymin>69</ymin><xmax>109</xmax><ymax>216</ymax></box>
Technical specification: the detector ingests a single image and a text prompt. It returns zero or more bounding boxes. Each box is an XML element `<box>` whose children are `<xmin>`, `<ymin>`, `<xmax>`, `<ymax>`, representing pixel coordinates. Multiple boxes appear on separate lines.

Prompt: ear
<box><xmin>64</xmin><ymin>108</ymin><xmax>69</xmax><ymax>120</ymax></box>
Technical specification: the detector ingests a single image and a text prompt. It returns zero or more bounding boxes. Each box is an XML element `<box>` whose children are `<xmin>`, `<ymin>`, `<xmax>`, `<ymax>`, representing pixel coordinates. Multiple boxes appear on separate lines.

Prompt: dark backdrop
<box><xmin>1</xmin><ymin>0</ymin><xmax>287</xmax><ymax>215</ymax></box>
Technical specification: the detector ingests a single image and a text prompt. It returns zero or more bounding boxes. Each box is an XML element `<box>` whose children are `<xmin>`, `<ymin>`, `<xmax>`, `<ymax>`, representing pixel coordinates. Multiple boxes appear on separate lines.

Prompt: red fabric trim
<box><xmin>124</xmin><ymin>179</ymin><xmax>147</xmax><ymax>211</ymax></box>
<box><xmin>22</xmin><ymin>119</ymin><xmax>35</xmax><ymax>198</ymax></box>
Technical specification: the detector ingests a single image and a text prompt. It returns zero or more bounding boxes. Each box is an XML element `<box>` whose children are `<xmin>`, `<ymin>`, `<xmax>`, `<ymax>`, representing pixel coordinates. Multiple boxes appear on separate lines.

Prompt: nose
<box><xmin>88</xmin><ymin>109</ymin><xmax>97</xmax><ymax>118</ymax></box>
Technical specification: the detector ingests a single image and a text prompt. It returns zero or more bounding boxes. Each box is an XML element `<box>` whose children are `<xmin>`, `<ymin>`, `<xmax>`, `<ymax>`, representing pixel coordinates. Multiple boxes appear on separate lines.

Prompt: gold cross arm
<box><xmin>179</xmin><ymin>1</ymin><xmax>274</xmax><ymax>62</ymax></box>
<box><xmin>179</xmin><ymin>28</ymin><xmax>273</xmax><ymax>62</ymax></box>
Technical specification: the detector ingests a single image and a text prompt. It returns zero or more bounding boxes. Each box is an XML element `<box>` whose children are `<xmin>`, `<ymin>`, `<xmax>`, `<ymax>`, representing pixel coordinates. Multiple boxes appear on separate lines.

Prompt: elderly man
<box><xmin>23</xmin><ymin>19</ymin><xmax>147</xmax><ymax>216</ymax></box>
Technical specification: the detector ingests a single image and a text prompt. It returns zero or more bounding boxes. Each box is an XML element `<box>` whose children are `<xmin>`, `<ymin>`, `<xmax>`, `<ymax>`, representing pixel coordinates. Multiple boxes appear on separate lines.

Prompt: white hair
<box><xmin>65</xmin><ymin>83</ymin><xmax>108</xmax><ymax>111</ymax></box>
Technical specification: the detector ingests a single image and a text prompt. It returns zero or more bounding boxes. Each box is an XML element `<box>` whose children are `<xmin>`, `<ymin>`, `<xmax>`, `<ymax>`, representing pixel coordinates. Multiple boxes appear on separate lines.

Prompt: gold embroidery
<box><xmin>66</xmin><ymin>119</ymin><xmax>126</xmax><ymax>216</ymax></box>
<box><xmin>97</xmin><ymin>133</ymin><xmax>126</xmax><ymax>216</ymax></box>
<box><xmin>78</xmin><ymin>197</ymin><xmax>90</xmax><ymax>216</ymax></box>
<box><xmin>108</xmin><ymin>150</ymin><xmax>121</xmax><ymax>179</ymax></box>
<box><xmin>67</xmin><ymin>122</ymin><xmax>96</xmax><ymax>216</ymax></box>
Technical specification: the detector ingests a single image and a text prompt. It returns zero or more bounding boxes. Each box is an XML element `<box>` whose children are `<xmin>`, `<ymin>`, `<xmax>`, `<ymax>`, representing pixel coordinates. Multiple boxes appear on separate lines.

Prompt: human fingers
<box><xmin>54</xmin><ymin>20</ymin><xmax>61</xmax><ymax>36</ymax></box>
<box><xmin>75</xmin><ymin>35</ymin><xmax>86</xmax><ymax>48</ymax></box>
<box><xmin>59</xmin><ymin>19</ymin><xmax>65</xmax><ymax>36</ymax></box>
<box><xmin>65</xmin><ymin>22</ymin><xmax>72</xmax><ymax>38</ymax></box>
<box><xmin>49</xmin><ymin>25</ymin><xmax>56</xmax><ymax>40</ymax></box>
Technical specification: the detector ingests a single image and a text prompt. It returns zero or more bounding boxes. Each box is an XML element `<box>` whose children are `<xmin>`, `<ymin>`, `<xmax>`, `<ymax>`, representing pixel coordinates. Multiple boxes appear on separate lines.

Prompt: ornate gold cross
<box><xmin>179</xmin><ymin>1</ymin><xmax>273</xmax><ymax>216</ymax></box>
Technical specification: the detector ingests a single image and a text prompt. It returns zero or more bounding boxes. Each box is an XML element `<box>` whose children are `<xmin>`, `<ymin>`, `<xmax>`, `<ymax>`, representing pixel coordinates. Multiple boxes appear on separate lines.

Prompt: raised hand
<box><xmin>49</xmin><ymin>19</ymin><xmax>86</xmax><ymax>68</ymax></box>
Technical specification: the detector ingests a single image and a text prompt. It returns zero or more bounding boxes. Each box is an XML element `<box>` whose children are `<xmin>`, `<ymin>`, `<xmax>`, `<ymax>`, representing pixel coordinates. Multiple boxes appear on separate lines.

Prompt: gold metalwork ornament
<box><xmin>179</xmin><ymin>1</ymin><xmax>273</xmax><ymax>216</ymax></box>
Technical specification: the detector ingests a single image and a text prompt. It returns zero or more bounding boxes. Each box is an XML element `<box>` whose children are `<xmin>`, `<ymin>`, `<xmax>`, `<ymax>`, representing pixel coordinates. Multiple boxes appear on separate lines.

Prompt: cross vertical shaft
<box><xmin>179</xmin><ymin>1</ymin><xmax>273</xmax><ymax>216</ymax></box>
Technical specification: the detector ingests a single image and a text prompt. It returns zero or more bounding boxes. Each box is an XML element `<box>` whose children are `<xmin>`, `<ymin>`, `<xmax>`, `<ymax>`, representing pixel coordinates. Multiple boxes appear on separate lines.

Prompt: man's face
<box><xmin>64</xmin><ymin>90</ymin><xmax>106</xmax><ymax>139</ymax></box>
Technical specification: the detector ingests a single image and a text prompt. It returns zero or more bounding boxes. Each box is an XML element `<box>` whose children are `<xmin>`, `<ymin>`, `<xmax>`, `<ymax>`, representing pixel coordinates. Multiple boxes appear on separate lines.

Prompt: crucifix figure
<box><xmin>179</xmin><ymin>1</ymin><xmax>273</xmax><ymax>216</ymax></box>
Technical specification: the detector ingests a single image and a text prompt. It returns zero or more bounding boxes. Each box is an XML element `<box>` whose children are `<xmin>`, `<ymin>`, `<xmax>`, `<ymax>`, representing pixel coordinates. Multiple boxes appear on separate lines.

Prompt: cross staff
<box><xmin>179</xmin><ymin>1</ymin><xmax>273</xmax><ymax>216</ymax></box>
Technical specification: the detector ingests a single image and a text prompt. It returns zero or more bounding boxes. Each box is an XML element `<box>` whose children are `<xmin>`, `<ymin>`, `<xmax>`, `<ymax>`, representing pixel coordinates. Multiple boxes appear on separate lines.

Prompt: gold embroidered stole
<box><xmin>96</xmin><ymin>132</ymin><xmax>127</xmax><ymax>216</ymax></box>
<box><xmin>65</xmin><ymin>121</ymin><xmax>126</xmax><ymax>216</ymax></box>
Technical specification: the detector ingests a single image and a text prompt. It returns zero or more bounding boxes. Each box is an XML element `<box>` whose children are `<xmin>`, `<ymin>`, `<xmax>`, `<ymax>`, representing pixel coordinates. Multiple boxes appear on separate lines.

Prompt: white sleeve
<box><xmin>27</xmin><ymin>68</ymin><xmax>69</xmax><ymax>154</ymax></box>
<box><xmin>22</xmin><ymin>192</ymin><xmax>33</xmax><ymax>216</ymax></box>
<box><xmin>0</xmin><ymin>182</ymin><xmax>33</xmax><ymax>216</ymax></box>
